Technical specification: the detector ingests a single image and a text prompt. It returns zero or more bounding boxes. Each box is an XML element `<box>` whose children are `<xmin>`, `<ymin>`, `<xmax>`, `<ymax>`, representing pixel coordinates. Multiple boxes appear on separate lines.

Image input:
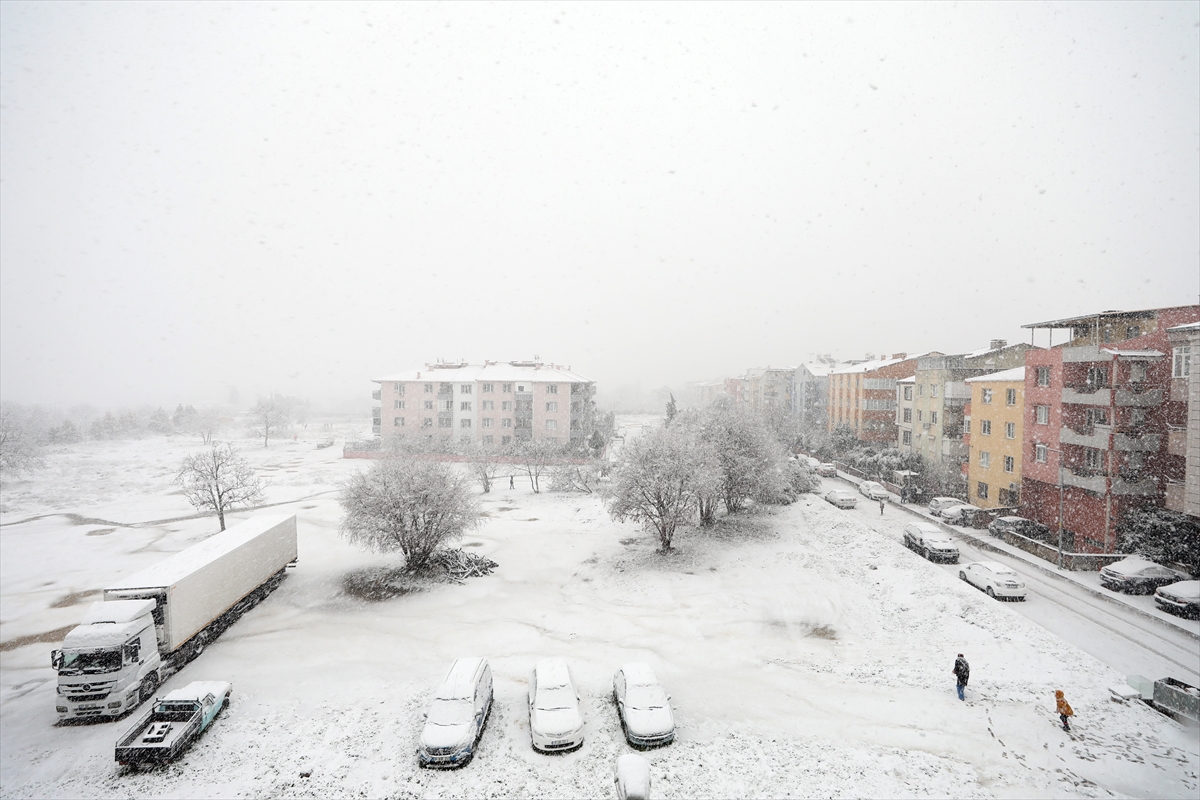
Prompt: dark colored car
<box><xmin>1099</xmin><ymin>557</ymin><xmax>1188</xmax><ymax>595</ymax></box>
<box><xmin>988</xmin><ymin>516</ymin><xmax>1050</xmax><ymax>540</ymax></box>
<box><xmin>1154</xmin><ymin>581</ymin><xmax>1200</xmax><ymax>618</ymax></box>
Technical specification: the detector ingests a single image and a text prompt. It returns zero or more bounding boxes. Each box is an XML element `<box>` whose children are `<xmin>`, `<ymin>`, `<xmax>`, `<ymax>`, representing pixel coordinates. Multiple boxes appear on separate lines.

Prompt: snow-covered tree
<box><xmin>339</xmin><ymin>455</ymin><xmax>481</xmax><ymax>572</ymax></box>
<box><xmin>514</xmin><ymin>438</ymin><xmax>562</xmax><ymax>493</ymax></box>
<box><xmin>0</xmin><ymin>405</ymin><xmax>45</xmax><ymax>475</ymax></box>
<box><xmin>175</xmin><ymin>443</ymin><xmax>266</xmax><ymax>531</ymax></box>
<box><xmin>606</xmin><ymin>424</ymin><xmax>709</xmax><ymax>551</ymax></box>
<box><xmin>250</xmin><ymin>396</ymin><xmax>290</xmax><ymax>447</ymax></box>
<box><xmin>462</xmin><ymin>440</ymin><xmax>506</xmax><ymax>493</ymax></box>
<box><xmin>549</xmin><ymin>461</ymin><xmax>603</xmax><ymax>493</ymax></box>
<box><xmin>1117</xmin><ymin>507</ymin><xmax>1200</xmax><ymax>577</ymax></box>
<box><xmin>696</xmin><ymin>400</ymin><xmax>789</xmax><ymax>514</ymax></box>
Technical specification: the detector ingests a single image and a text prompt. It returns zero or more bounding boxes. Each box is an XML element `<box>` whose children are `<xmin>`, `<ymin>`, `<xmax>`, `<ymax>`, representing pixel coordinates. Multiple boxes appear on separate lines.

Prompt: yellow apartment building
<box><xmin>965</xmin><ymin>366</ymin><xmax>1025</xmax><ymax>509</ymax></box>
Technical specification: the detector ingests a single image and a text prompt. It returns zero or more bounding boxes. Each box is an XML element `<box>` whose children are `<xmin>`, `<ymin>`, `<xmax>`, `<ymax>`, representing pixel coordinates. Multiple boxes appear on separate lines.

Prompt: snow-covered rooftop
<box><xmin>801</xmin><ymin>362</ymin><xmax>835</xmax><ymax>377</ymax></box>
<box><xmin>373</xmin><ymin>362</ymin><xmax>592</xmax><ymax>384</ymax></box>
<box><xmin>1167</xmin><ymin>321</ymin><xmax>1200</xmax><ymax>332</ymax></box>
<box><xmin>1100</xmin><ymin>348</ymin><xmax>1166</xmax><ymax>359</ymax></box>
<box><xmin>965</xmin><ymin>366</ymin><xmax>1026</xmax><ymax>383</ymax></box>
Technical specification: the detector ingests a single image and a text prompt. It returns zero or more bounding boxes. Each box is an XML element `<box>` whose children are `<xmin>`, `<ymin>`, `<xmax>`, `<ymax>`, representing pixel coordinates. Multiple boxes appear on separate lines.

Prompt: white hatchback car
<box><xmin>940</xmin><ymin>504</ymin><xmax>983</xmax><ymax>526</ymax></box>
<box><xmin>959</xmin><ymin>561</ymin><xmax>1027</xmax><ymax>600</ymax></box>
<box><xmin>418</xmin><ymin>658</ymin><xmax>493</xmax><ymax>768</ymax></box>
<box><xmin>859</xmin><ymin>481</ymin><xmax>888</xmax><ymax>500</ymax></box>
<box><xmin>824</xmin><ymin>489</ymin><xmax>857</xmax><ymax>509</ymax></box>
<box><xmin>929</xmin><ymin>497</ymin><xmax>964</xmax><ymax>516</ymax></box>
<box><xmin>613</xmin><ymin>663</ymin><xmax>674</xmax><ymax>747</ymax></box>
<box><xmin>528</xmin><ymin>658</ymin><xmax>584</xmax><ymax>753</ymax></box>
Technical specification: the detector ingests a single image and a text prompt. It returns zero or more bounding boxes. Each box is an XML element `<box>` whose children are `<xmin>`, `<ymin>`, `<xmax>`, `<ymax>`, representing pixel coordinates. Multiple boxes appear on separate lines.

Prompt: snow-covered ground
<box><xmin>2</xmin><ymin>428</ymin><xmax>1198</xmax><ymax>798</ymax></box>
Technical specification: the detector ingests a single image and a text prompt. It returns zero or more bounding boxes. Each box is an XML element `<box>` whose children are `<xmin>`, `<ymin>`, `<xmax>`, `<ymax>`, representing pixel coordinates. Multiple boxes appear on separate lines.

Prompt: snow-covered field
<box><xmin>2</xmin><ymin>427</ymin><xmax>1197</xmax><ymax>799</ymax></box>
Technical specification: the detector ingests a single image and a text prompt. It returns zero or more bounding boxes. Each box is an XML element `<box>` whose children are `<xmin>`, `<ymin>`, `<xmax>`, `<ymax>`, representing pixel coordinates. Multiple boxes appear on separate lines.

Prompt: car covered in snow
<box><xmin>939</xmin><ymin>504</ymin><xmax>983</xmax><ymax>526</ymax></box>
<box><xmin>958</xmin><ymin>561</ymin><xmax>1026</xmax><ymax>600</ymax></box>
<box><xmin>903</xmin><ymin>523</ymin><xmax>960</xmax><ymax>563</ymax></box>
<box><xmin>615</xmin><ymin>753</ymin><xmax>652</xmax><ymax>800</ymax></box>
<box><xmin>928</xmin><ymin>497</ymin><xmax>964</xmax><ymax>516</ymax></box>
<box><xmin>1154</xmin><ymin>580</ymin><xmax>1200</xmax><ymax>618</ymax></box>
<box><xmin>613</xmin><ymin>663</ymin><xmax>674</xmax><ymax>748</ymax></box>
<box><xmin>528</xmin><ymin>658</ymin><xmax>584</xmax><ymax>753</ymax></box>
<box><xmin>816</xmin><ymin>462</ymin><xmax>837</xmax><ymax>477</ymax></box>
<box><xmin>1099</xmin><ymin>557</ymin><xmax>1189</xmax><ymax>595</ymax></box>
<box><xmin>858</xmin><ymin>481</ymin><xmax>888</xmax><ymax>501</ymax></box>
<box><xmin>824</xmin><ymin>489</ymin><xmax>857</xmax><ymax>509</ymax></box>
<box><xmin>987</xmin><ymin>515</ymin><xmax>1050</xmax><ymax>539</ymax></box>
<box><xmin>418</xmin><ymin>657</ymin><xmax>493</xmax><ymax>768</ymax></box>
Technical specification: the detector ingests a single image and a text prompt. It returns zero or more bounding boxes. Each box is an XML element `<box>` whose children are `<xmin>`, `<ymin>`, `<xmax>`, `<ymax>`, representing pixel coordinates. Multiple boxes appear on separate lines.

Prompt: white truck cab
<box><xmin>52</xmin><ymin>599</ymin><xmax>162</xmax><ymax>720</ymax></box>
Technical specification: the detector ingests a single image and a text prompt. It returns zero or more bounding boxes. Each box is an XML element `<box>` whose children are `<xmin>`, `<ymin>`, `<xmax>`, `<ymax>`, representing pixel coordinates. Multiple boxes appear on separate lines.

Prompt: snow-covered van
<box><xmin>53</xmin><ymin>515</ymin><xmax>297</xmax><ymax>721</ymax></box>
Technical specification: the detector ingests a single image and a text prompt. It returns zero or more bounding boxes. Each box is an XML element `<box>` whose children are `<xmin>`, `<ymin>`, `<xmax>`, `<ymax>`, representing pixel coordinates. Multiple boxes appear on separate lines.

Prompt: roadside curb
<box><xmin>833</xmin><ymin>471</ymin><xmax>1200</xmax><ymax>641</ymax></box>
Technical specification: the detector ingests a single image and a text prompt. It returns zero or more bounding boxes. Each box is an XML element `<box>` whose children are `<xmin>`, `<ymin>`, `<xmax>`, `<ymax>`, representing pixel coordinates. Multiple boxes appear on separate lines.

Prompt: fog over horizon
<box><xmin>2</xmin><ymin>2</ymin><xmax>1197</xmax><ymax>413</ymax></box>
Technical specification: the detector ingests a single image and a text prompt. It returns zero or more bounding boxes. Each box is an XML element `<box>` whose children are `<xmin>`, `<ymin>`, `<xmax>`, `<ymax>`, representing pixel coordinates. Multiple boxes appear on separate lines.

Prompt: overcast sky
<box><xmin>2</xmin><ymin>1</ymin><xmax>1197</xmax><ymax>409</ymax></box>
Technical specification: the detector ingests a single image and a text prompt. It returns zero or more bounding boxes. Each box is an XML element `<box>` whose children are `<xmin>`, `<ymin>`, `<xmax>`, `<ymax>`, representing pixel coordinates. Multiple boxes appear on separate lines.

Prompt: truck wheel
<box><xmin>190</xmin><ymin>633</ymin><xmax>208</xmax><ymax>660</ymax></box>
<box><xmin>139</xmin><ymin>673</ymin><xmax>159</xmax><ymax>705</ymax></box>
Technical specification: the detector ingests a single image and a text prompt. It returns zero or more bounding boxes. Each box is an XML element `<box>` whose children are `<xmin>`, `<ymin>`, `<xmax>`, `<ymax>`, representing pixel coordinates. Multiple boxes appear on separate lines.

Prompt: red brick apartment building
<box><xmin>1020</xmin><ymin>305</ymin><xmax>1200</xmax><ymax>553</ymax></box>
<box><xmin>828</xmin><ymin>354</ymin><xmax>934</xmax><ymax>443</ymax></box>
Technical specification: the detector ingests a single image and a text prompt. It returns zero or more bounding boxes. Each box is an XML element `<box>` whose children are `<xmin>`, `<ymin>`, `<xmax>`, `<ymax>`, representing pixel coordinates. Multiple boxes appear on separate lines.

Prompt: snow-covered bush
<box><xmin>1117</xmin><ymin>507</ymin><xmax>1200</xmax><ymax>577</ymax></box>
<box><xmin>549</xmin><ymin>462</ymin><xmax>602</xmax><ymax>493</ymax></box>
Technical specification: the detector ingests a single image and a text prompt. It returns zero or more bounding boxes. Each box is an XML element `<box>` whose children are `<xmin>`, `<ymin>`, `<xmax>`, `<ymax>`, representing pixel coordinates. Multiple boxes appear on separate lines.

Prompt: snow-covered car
<box><xmin>903</xmin><ymin>523</ymin><xmax>960</xmax><ymax>564</ymax></box>
<box><xmin>418</xmin><ymin>658</ymin><xmax>493</xmax><ymax>768</ymax></box>
<box><xmin>613</xmin><ymin>663</ymin><xmax>674</xmax><ymax>748</ymax></box>
<box><xmin>528</xmin><ymin>658</ymin><xmax>584</xmax><ymax>753</ymax></box>
<box><xmin>615</xmin><ymin>753</ymin><xmax>652</xmax><ymax>800</ymax></box>
<box><xmin>824</xmin><ymin>490</ymin><xmax>857</xmax><ymax>509</ymax></box>
<box><xmin>816</xmin><ymin>462</ymin><xmax>837</xmax><ymax>477</ymax></box>
<box><xmin>858</xmin><ymin>481</ymin><xmax>888</xmax><ymax>500</ymax></box>
<box><xmin>1154</xmin><ymin>580</ymin><xmax>1200</xmax><ymax>619</ymax></box>
<box><xmin>959</xmin><ymin>561</ymin><xmax>1026</xmax><ymax>600</ymax></box>
<box><xmin>940</xmin><ymin>504</ymin><xmax>983</xmax><ymax>526</ymax></box>
<box><xmin>988</xmin><ymin>515</ymin><xmax>1049</xmax><ymax>539</ymax></box>
<box><xmin>1100</xmin><ymin>557</ymin><xmax>1188</xmax><ymax>595</ymax></box>
<box><xmin>928</xmin><ymin>497</ymin><xmax>964</xmax><ymax>516</ymax></box>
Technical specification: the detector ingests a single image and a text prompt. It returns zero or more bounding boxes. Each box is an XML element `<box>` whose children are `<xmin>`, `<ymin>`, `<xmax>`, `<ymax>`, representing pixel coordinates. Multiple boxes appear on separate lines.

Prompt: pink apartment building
<box><xmin>372</xmin><ymin>360</ymin><xmax>596</xmax><ymax>447</ymax></box>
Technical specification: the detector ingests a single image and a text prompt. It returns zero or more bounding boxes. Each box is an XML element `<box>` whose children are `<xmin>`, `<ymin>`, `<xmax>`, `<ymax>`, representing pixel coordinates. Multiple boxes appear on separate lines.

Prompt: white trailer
<box><xmin>53</xmin><ymin>514</ymin><xmax>297</xmax><ymax>721</ymax></box>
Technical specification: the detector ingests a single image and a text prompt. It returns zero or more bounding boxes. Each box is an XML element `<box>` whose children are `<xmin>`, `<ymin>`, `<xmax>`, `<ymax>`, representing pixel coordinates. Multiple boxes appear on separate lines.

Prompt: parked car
<box><xmin>859</xmin><ymin>481</ymin><xmax>888</xmax><ymax>500</ymax></box>
<box><xmin>613</xmin><ymin>663</ymin><xmax>674</xmax><ymax>748</ymax></box>
<box><xmin>615</xmin><ymin>753</ymin><xmax>652</xmax><ymax>800</ymax></box>
<box><xmin>114</xmin><ymin>681</ymin><xmax>231</xmax><ymax>767</ymax></box>
<box><xmin>1101</xmin><ymin>557</ymin><xmax>1190</xmax><ymax>595</ymax></box>
<box><xmin>528</xmin><ymin>658</ymin><xmax>584</xmax><ymax>753</ymax></box>
<box><xmin>940</xmin><ymin>504</ymin><xmax>983</xmax><ymax>526</ymax></box>
<box><xmin>959</xmin><ymin>561</ymin><xmax>1027</xmax><ymax>600</ymax></box>
<box><xmin>988</xmin><ymin>515</ymin><xmax>1050</xmax><ymax>539</ymax></box>
<box><xmin>903</xmin><ymin>523</ymin><xmax>960</xmax><ymax>564</ymax></box>
<box><xmin>824</xmin><ymin>490</ymin><xmax>857</xmax><ymax>509</ymax></box>
<box><xmin>1154</xmin><ymin>580</ymin><xmax>1200</xmax><ymax>619</ymax></box>
<box><xmin>928</xmin><ymin>497</ymin><xmax>964</xmax><ymax>516</ymax></box>
<box><xmin>418</xmin><ymin>657</ymin><xmax>493</xmax><ymax>768</ymax></box>
<box><xmin>816</xmin><ymin>463</ymin><xmax>837</xmax><ymax>477</ymax></box>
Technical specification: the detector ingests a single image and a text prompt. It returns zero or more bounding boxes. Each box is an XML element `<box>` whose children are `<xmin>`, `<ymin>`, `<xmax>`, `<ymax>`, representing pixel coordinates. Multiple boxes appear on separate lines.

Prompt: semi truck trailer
<box><xmin>53</xmin><ymin>514</ymin><xmax>297</xmax><ymax>721</ymax></box>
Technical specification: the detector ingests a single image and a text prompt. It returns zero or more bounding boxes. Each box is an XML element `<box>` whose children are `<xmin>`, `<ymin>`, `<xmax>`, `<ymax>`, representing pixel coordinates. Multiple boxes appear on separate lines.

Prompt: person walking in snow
<box><xmin>952</xmin><ymin>654</ymin><xmax>969</xmax><ymax>701</ymax></box>
<box><xmin>509</xmin><ymin>474</ymin><xmax>515</xmax><ymax>490</ymax></box>
<box><xmin>1055</xmin><ymin>690</ymin><xmax>1074</xmax><ymax>731</ymax></box>
<box><xmin>879</xmin><ymin>498</ymin><xmax>886</xmax><ymax>515</ymax></box>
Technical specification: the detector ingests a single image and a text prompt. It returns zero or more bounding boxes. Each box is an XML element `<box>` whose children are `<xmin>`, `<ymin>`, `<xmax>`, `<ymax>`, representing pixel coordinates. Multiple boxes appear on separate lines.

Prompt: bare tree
<box><xmin>339</xmin><ymin>455</ymin><xmax>481</xmax><ymax>572</ymax></box>
<box><xmin>462</xmin><ymin>440</ymin><xmax>506</xmax><ymax>493</ymax></box>
<box><xmin>0</xmin><ymin>405</ymin><xmax>45</xmax><ymax>475</ymax></box>
<box><xmin>250</xmin><ymin>397</ymin><xmax>290</xmax><ymax>447</ymax></box>
<box><xmin>176</xmin><ymin>443</ymin><xmax>267</xmax><ymax>531</ymax></box>
<box><xmin>549</xmin><ymin>461</ymin><xmax>603</xmax><ymax>493</ymax></box>
<box><xmin>514</xmin><ymin>438</ymin><xmax>561</xmax><ymax>493</ymax></box>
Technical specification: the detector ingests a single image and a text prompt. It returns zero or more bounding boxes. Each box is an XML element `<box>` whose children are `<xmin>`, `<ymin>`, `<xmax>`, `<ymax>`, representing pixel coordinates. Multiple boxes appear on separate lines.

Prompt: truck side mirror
<box><xmin>51</xmin><ymin>650</ymin><xmax>62</xmax><ymax>670</ymax></box>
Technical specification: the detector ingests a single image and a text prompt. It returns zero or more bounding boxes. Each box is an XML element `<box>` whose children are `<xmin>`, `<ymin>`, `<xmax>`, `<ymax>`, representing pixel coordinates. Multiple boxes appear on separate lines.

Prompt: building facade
<box><xmin>964</xmin><ymin>367</ymin><xmax>1025</xmax><ymax>509</ymax></box>
<box><xmin>829</xmin><ymin>354</ymin><xmax>932</xmax><ymax>443</ymax></box>
<box><xmin>372</xmin><ymin>360</ymin><xmax>595</xmax><ymax>447</ymax></box>
<box><xmin>1165</xmin><ymin>322</ymin><xmax>1199</xmax><ymax>518</ymax></box>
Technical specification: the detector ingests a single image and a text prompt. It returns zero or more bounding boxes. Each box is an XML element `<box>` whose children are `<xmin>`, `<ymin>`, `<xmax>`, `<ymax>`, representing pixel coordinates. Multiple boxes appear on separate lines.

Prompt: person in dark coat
<box><xmin>952</xmin><ymin>654</ymin><xmax>969</xmax><ymax>701</ymax></box>
<box><xmin>1055</xmin><ymin>690</ymin><xmax>1074</xmax><ymax>731</ymax></box>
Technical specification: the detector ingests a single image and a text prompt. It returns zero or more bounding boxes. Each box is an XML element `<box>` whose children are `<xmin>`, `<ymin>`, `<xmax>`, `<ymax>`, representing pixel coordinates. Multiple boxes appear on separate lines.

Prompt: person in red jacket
<box><xmin>1055</xmin><ymin>690</ymin><xmax>1074</xmax><ymax>731</ymax></box>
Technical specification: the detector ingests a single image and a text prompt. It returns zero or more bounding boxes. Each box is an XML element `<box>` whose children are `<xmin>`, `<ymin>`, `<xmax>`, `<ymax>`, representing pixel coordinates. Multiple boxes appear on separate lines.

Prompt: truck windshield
<box><xmin>58</xmin><ymin>650</ymin><xmax>121</xmax><ymax>675</ymax></box>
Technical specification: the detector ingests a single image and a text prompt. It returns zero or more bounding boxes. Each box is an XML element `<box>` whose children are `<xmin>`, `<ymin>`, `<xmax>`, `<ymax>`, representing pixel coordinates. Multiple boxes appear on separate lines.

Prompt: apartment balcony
<box><xmin>1165</xmin><ymin>481</ymin><xmax>1187</xmax><ymax>513</ymax></box>
<box><xmin>1111</xmin><ymin>473</ymin><xmax>1158</xmax><ymax>496</ymax></box>
<box><xmin>371</xmin><ymin>390</ymin><xmax>381</xmax><ymax>401</ymax></box>
<box><xmin>1059</xmin><ymin>424</ymin><xmax>1111</xmax><ymax>449</ymax></box>
<box><xmin>1062</xmin><ymin>385</ymin><xmax>1111</xmax><ymax>406</ymax></box>
<box><xmin>1114</xmin><ymin>386</ymin><xmax>1163</xmax><ymax>407</ymax></box>
<box><xmin>1167</xmin><ymin>427</ymin><xmax>1187</xmax><ymax>457</ymax></box>
<box><xmin>1113</xmin><ymin>432</ymin><xmax>1161</xmax><ymax>452</ymax></box>
<box><xmin>1061</xmin><ymin>468</ymin><xmax>1107</xmax><ymax>494</ymax></box>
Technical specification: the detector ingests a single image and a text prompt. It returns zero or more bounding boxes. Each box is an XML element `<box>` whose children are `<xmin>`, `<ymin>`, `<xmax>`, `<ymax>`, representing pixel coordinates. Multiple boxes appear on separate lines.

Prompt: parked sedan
<box><xmin>816</xmin><ymin>462</ymin><xmax>837</xmax><ymax>477</ymax></box>
<box><xmin>988</xmin><ymin>515</ymin><xmax>1050</xmax><ymax>539</ymax></box>
<box><xmin>824</xmin><ymin>490</ymin><xmax>857</xmax><ymax>509</ymax></box>
<box><xmin>1100</xmin><ymin>557</ymin><xmax>1189</xmax><ymax>595</ymax></box>
<box><xmin>929</xmin><ymin>497</ymin><xmax>964</xmax><ymax>516</ymax></box>
<box><xmin>959</xmin><ymin>561</ymin><xmax>1027</xmax><ymax>600</ymax></box>
<box><xmin>1154</xmin><ymin>580</ymin><xmax>1200</xmax><ymax>619</ymax></box>
<box><xmin>859</xmin><ymin>481</ymin><xmax>888</xmax><ymax>500</ymax></box>
<box><xmin>940</xmin><ymin>504</ymin><xmax>983</xmax><ymax>526</ymax></box>
<box><xmin>528</xmin><ymin>659</ymin><xmax>584</xmax><ymax>753</ymax></box>
<box><xmin>903</xmin><ymin>523</ymin><xmax>960</xmax><ymax>563</ymax></box>
<box><xmin>613</xmin><ymin>663</ymin><xmax>674</xmax><ymax>747</ymax></box>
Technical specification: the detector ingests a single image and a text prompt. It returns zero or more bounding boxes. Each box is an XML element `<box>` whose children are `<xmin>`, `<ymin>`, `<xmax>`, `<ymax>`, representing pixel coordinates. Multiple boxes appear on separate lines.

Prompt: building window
<box><xmin>917</xmin><ymin>410</ymin><xmax>923</xmax><ymax>422</ymax></box>
<box><xmin>1036</xmin><ymin>367</ymin><xmax>1050</xmax><ymax>387</ymax></box>
<box><xmin>1035</xmin><ymin>405</ymin><xmax>1049</xmax><ymax>425</ymax></box>
<box><xmin>439</xmin><ymin>399</ymin><xmax>453</xmax><ymax>412</ymax></box>
<box><xmin>394</xmin><ymin>400</ymin><xmax>405</xmax><ymax>409</ymax></box>
<box><xmin>546</xmin><ymin>402</ymin><xmax>557</xmax><ymax>412</ymax></box>
<box><xmin>902</xmin><ymin>430</ymin><xmax>912</xmax><ymax>445</ymax></box>
<box><xmin>460</xmin><ymin>401</ymin><xmax>472</xmax><ymax>411</ymax></box>
<box><xmin>440</xmin><ymin>382</ymin><xmax>453</xmax><ymax>394</ymax></box>
<box><xmin>546</xmin><ymin>420</ymin><xmax>558</xmax><ymax>430</ymax></box>
<box><xmin>438</xmin><ymin>417</ymin><xmax>452</xmax><ymax>428</ymax></box>
<box><xmin>977</xmin><ymin>482</ymin><xmax>989</xmax><ymax>500</ymax></box>
<box><xmin>482</xmin><ymin>418</ymin><xmax>493</xmax><ymax>428</ymax></box>
<box><xmin>502</xmin><ymin>418</ymin><xmax>512</xmax><ymax>428</ymax></box>
<box><xmin>1087</xmin><ymin>366</ymin><xmax>1108</xmax><ymax>387</ymax></box>
<box><xmin>1173</xmin><ymin>345</ymin><xmax>1192</xmax><ymax>378</ymax></box>
<box><xmin>424</xmin><ymin>400</ymin><xmax>434</xmax><ymax>410</ymax></box>
<box><xmin>980</xmin><ymin>420</ymin><xmax>992</xmax><ymax>435</ymax></box>
<box><xmin>981</xmin><ymin>389</ymin><xmax>993</xmax><ymax>404</ymax></box>
<box><xmin>903</xmin><ymin>386</ymin><xmax>913</xmax><ymax>401</ymax></box>
<box><xmin>1129</xmin><ymin>407</ymin><xmax>1146</xmax><ymax>426</ymax></box>
<box><xmin>481</xmin><ymin>400</ymin><xmax>494</xmax><ymax>411</ymax></box>
<box><xmin>460</xmin><ymin>419</ymin><xmax>472</xmax><ymax>428</ymax></box>
<box><xmin>1125</xmin><ymin>325</ymin><xmax>1141</xmax><ymax>339</ymax></box>
<box><xmin>918</xmin><ymin>384</ymin><xmax>924</xmax><ymax>396</ymax></box>
<box><xmin>903</xmin><ymin>408</ymin><xmax>912</xmax><ymax>423</ymax></box>
<box><xmin>394</xmin><ymin>383</ymin><xmax>405</xmax><ymax>394</ymax></box>
<box><xmin>394</xmin><ymin>417</ymin><xmax>404</xmax><ymax>427</ymax></box>
<box><xmin>1086</xmin><ymin>408</ymin><xmax>1108</xmax><ymax>426</ymax></box>
<box><xmin>1004</xmin><ymin>455</ymin><xmax>1015</xmax><ymax>473</ymax></box>
<box><xmin>1084</xmin><ymin>447</ymin><xmax>1101</xmax><ymax>470</ymax></box>
<box><xmin>503</xmin><ymin>383</ymin><xmax>513</xmax><ymax>392</ymax></box>
<box><xmin>980</xmin><ymin>451</ymin><xmax>990</xmax><ymax>468</ymax></box>
<box><xmin>931</xmin><ymin>384</ymin><xmax>939</xmax><ymax>398</ymax></box>
<box><xmin>546</xmin><ymin>384</ymin><xmax>558</xmax><ymax>394</ymax></box>
<box><xmin>1005</xmin><ymin>388</ymin><xmax>1016</xmax><ymax>405</ymax></box>
<box><xmin>460</xmin><ymin>384</ymin><xmax>472</xmax><ymax>394</ymax></box>
<box><xmin>502</xmin><ymin>400</ymin><xmax>512</xmax><ymax>411</ymax></box>
<box><xmin>502</xmin><ymin>435</ymin><xmax>512</xmax><ymax>445</ymax></box>
<box><xmin>425</xmin><ymin>383</ymin><xmax>434</xmax><ymax>393</ymax></box>
<box><xmin>931</xmin><ymin>411</ymin><xmax>939</xmax><ymax>424</ymax></box>
<box><xmin>965</xmin><ymin>419</ymin><xmax>970</xmax><ymax>434</ymax></box>
<box><xmin>423</xmin><ymin>417</ymin><xmax>432</xmax><ymax>428</ymax></box>
<box><xmin>1035</xmin><ymin>443</ymin><xmax>1047</xmax><ymax>463</ymax></box>
<box><xmin>483</xmin><ymin>435</ymin><xmax>494</xmax><ymax>445</ymax></box>
<box><xmin>1005</xmin><ymin>422</ymin><xmax>1016</xmax><ymax>439</ymax></box>
<box><xmin>1129</xmin><ymin>362</ymin><xmax>1147</xmax><ymax>383</ymax></box>
<box><xmin>482</xmin><ymin>383</ymin><xmax>494</xmax><ymax>393</ymax></box>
